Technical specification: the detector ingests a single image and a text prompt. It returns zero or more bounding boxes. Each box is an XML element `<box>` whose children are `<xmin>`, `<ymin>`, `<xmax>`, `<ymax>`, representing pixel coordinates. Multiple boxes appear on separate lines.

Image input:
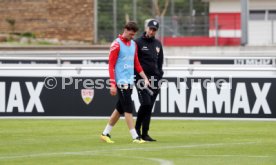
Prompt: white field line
<box><xmin>107</xmin><ymin>142</ymin><xmax>257</xmax><ymax>152</ymax></box>
<box><xmin>87</xmin><ymin>154</ymin><xmax>174</xmax><ymax>165</ymax></box>
<box><xmin>0</xmin><ymin>141</ymin><xmax>270</xmax><ymax>163</ymax></box>
<box><xmin>0</xmin><ymin>150</ymin><xmax>174</xmax><ymax>165</ymax></box>
<box><xmin>147</xmin><ymin>158</ymin><xmax>174</xmax><ymax>165</ymax></box>
<box><xmin>182</xmin><ymin>155</ymin><xmax>271</xmax><ymax>158</ymax></box>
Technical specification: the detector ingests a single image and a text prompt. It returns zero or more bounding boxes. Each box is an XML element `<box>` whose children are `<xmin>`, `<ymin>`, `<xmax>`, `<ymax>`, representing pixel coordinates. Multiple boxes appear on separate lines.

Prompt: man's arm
<box><xmin>134</xmin><ymin>43</ymin><xmax>150</xmax><ymax>86</ymax></box>
<box><xmin>158</xmin><ymin>44</ymin><xmax>164</xmax><ymax>77</ymax></box>
<box><xmin>109</xmin><ymin>41</ymin><xmax>120</xmax><ymax>96</ymax></box>
<box><xmin>134</xmin><ymin>43</ymin><xmax>143</xmax><ymax>73</ymax></box>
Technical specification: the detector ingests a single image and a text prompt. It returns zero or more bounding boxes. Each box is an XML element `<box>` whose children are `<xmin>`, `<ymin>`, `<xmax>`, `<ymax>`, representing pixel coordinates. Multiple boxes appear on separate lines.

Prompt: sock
<box><xmin>102</xmin><ymin>124</ymin><xmax>113</xmax><ymax>135</ymax></box>
<box><xmin>130</xmin><ymin>129</ymin><xmax>139</xmax><ymax>139</ymax></box>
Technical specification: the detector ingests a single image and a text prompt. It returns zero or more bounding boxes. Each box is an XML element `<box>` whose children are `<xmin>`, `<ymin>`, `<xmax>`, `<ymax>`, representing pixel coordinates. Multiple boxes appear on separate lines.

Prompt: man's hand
<box><xmin>110</xmin><ymin>85</ymin><xmax>117</xmax><ymax>96</ymax></box>
<box><xmin>139</xmin><ymin>71</ymin><xmax>150</xmax><ymax>87</ymax></box>
<box><xmin>144</xmin><ymin>78</ymin><xmax>150</xmax><ymax>87</ymax></box>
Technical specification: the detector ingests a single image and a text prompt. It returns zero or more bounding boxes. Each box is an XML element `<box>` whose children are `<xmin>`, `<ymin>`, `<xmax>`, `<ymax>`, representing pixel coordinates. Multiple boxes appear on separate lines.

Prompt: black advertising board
<box><xmin>0</xmin><ymin>76</ymin><xmax>275</xmax><ymax>119</ymax></box>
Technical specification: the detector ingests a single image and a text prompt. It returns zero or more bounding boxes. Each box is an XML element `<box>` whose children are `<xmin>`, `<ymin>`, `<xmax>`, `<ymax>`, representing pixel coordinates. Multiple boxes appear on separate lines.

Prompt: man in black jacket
<box><xmin>135</xmin><ymin>19</ymin><xmax>164</xmax><ymax>142</ymax></box>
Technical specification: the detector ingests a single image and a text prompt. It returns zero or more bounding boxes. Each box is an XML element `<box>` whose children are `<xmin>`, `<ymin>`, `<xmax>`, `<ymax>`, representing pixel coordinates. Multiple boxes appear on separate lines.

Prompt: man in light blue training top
<box><xmin>100</xmin><ymin>21</ymin><xmax>150</xmax><ymax>144</ymax></box>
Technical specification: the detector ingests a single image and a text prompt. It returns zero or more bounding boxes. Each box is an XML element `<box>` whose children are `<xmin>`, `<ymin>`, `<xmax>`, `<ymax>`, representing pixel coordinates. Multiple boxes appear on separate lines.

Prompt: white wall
<box><xmin>250</xmin><ymin>0</ymin><xmax>276</xmax><ymax>10</ymax></box>
<box><xmin>209</xmin><ymin>30</ymin><xmax>241</xmax><ymax>38</ymax></box>
<box><xmin>209</xmin><ymin>0</ymin><xmax>276</xmax><ymax>12</ymax></box>
<box><xmin>248</xmin><ymin>0</ymin><xmax>276</xmax><ymax>45</ymax></box>
<box><xmin>209</xmin><ymin>0</ymin><xmax>240</xmax><ymax>13</ymax></box>
<box><xmin>207</xmin><ymin>0</ymin><xmax>276</xmax><ymax>46</ymax></box>
<box><xmin>248</xmin><ymin>21</ymin><xmax>276</xmax><ymax>45</ymax></box>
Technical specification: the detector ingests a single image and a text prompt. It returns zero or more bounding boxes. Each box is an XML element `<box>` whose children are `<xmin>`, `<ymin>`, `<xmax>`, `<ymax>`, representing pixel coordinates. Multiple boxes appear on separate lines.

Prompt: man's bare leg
<box><xmin>100</xmin><ymin>109</ymin><xmax>121</xmax><ymax>143</ymax></box>
<box><xmin>124</xmin><ymin>112</ymin><xmax>139</xmax><ymax>139</ymax></box>
<box><xmin>108</xmin><ymin>109</ymin><xmax>121</xmax><ymax>126</ymax></box>
<box><xmin>102</xmin><ymin>109</ymin><xmax>120</xmax><ymax>135</ymax></box>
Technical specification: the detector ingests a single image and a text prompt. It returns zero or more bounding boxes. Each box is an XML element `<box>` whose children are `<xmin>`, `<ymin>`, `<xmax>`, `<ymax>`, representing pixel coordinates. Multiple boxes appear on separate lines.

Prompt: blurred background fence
<box><xmin>97</xmin><ymin>0</ymin><xmax>209</xmax><ymax>44</ymax></box>
<box><xmin>1</xmin><ymin>0</ymin><xmax>276</xmax><ymax>46</ymax></box>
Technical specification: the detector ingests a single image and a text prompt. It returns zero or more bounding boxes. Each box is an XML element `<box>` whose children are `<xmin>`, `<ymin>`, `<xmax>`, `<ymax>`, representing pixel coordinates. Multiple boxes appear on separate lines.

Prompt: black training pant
<box><xmin>135</xmin><ymin>82</ymin><xmax>160</xmax><ymax>136</ymax></box>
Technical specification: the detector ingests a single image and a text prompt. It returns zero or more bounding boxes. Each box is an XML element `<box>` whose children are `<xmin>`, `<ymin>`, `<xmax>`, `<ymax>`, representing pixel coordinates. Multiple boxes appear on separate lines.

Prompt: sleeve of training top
<box><xmin>134</xmin><ymin>43</ymin><xmax>143</xmax><ymax>74</ymax></box>
<box><xmin>158</xmin><ymin>44</ymin><xmax>164</xmax><ymax>77</ymax></box>
<box><xmin>108</xmin><ymin>41</ymin><xmax>120</xmax><ymax>87</ymax></box>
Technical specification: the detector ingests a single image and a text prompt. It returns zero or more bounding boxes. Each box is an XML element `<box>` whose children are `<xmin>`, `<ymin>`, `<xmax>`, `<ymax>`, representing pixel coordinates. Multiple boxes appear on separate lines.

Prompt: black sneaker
<box><xmin>142</xmin><ymin>134</ymin><xmax>156</xmax><ymax>142</ymax></box>
<box><xmin>135</xmin><ymin>129</ymin><xmax>141</xmax><ymax>137</ymax></box>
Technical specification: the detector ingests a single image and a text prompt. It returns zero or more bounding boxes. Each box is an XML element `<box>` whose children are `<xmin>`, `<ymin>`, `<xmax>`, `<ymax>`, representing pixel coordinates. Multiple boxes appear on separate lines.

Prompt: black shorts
<box><xmin>116</xmin><ymin>84</ymin><xmax>134</xmax><ymax>114</ymax></box>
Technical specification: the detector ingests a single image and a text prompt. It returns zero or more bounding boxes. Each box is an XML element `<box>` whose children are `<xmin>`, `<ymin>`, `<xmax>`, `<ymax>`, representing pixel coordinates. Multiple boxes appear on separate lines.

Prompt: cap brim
<box><xmin>148</xmin><ymin>26</ymin><xmax>158</xmax><ymax>30</ymax></box>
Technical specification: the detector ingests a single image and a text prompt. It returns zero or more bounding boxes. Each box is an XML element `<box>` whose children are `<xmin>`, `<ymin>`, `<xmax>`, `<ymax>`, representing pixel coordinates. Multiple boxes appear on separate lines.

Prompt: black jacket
<box><xmin>135</xmin><ymin>32</ymin><xmax>164</xmax><ymax>79</ymax></box>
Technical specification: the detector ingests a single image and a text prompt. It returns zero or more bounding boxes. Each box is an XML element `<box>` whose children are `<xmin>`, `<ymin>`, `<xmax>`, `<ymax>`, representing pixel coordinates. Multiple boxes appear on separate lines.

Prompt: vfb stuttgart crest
<box><xmin>81</xmin><ymin>89</ymin><xmax>94</xmax><ymax>105</ymax></box>
<box><xmin>156</xmin><ymin>47</ymin><xmax>160</xmax><ymax>54</ymax></box>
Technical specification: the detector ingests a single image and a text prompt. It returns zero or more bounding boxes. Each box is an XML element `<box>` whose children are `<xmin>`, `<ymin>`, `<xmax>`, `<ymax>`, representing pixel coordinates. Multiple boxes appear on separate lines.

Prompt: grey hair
<box><xmin>144</xmin><ymin>18</ymin><xmax>154</xmax><ymax>31</ymax></box>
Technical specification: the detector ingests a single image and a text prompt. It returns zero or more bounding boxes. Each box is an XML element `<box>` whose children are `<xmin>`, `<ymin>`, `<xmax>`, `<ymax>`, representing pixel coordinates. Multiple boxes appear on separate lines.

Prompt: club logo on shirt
<box><xmin>123</xmin><ymin>56</ymin><xmax>133</xmax><ymax>61</ymax></box>
<box><xmin>81</xmin><ymin>89</ymin><xmax>94</xmax><ymax>105</ymax></box>
<box><xmin>156</xmin><ymin>47</ymin><xmax>160</xmax><ymax>54</ymax></box>
<box><xmin>124</xmin><ymin>64</ymin><xmax>134</xmax><ymax>69</ymax></box>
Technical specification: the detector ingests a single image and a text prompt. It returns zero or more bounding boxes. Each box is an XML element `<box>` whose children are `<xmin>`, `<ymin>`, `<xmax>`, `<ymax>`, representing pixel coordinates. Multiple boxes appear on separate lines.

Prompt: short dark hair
<box><xmin>124</xmin><ymin>21</ymin><xmax>139</xmax><ymax>32</ymax></box>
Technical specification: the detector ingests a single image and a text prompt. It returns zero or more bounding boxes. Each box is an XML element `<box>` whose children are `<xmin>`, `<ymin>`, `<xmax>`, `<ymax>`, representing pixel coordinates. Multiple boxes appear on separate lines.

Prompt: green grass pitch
<box><xmin>0</xmin><ymin>119</ymin><xmax>275</xmax><ymax>165</ymax></box>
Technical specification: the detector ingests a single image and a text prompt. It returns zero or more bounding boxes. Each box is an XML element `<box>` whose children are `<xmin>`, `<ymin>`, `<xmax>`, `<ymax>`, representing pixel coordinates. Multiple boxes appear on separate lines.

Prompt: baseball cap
<box><xmin>147</xmin><ymin>19</ymin><xmax>159</xmax><ymax>30</ymax></box>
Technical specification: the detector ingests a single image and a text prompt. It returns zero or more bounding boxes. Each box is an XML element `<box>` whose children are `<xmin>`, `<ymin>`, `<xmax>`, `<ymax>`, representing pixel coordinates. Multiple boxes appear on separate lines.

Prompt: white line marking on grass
<box><xmin>0</xmin><ymin>151</ymin><xmax>174</xmax><ymax>165</ymax></box>
<box><xmin>94</xmin><ymin>154</ymin><xmax>174</xmax><ymax>165</ymax></box>
<box><xmin>0</xmin><ymin>141</ymin><xmax>270</xmax><ymax>163</ymax></box>
<box><xmin>183</xmin><ymin>155</ymin><xmax>272</xmax><ymax>158</ymax></box>
<box><xmin>148</xmin><ymin>158</ymin><xmax>174</xmax><ymax>165</ymax></box>
<box><xmin>107</xmin><ymin>142</ymin><xmax>257</xmax><ymax>151</ymax></box>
